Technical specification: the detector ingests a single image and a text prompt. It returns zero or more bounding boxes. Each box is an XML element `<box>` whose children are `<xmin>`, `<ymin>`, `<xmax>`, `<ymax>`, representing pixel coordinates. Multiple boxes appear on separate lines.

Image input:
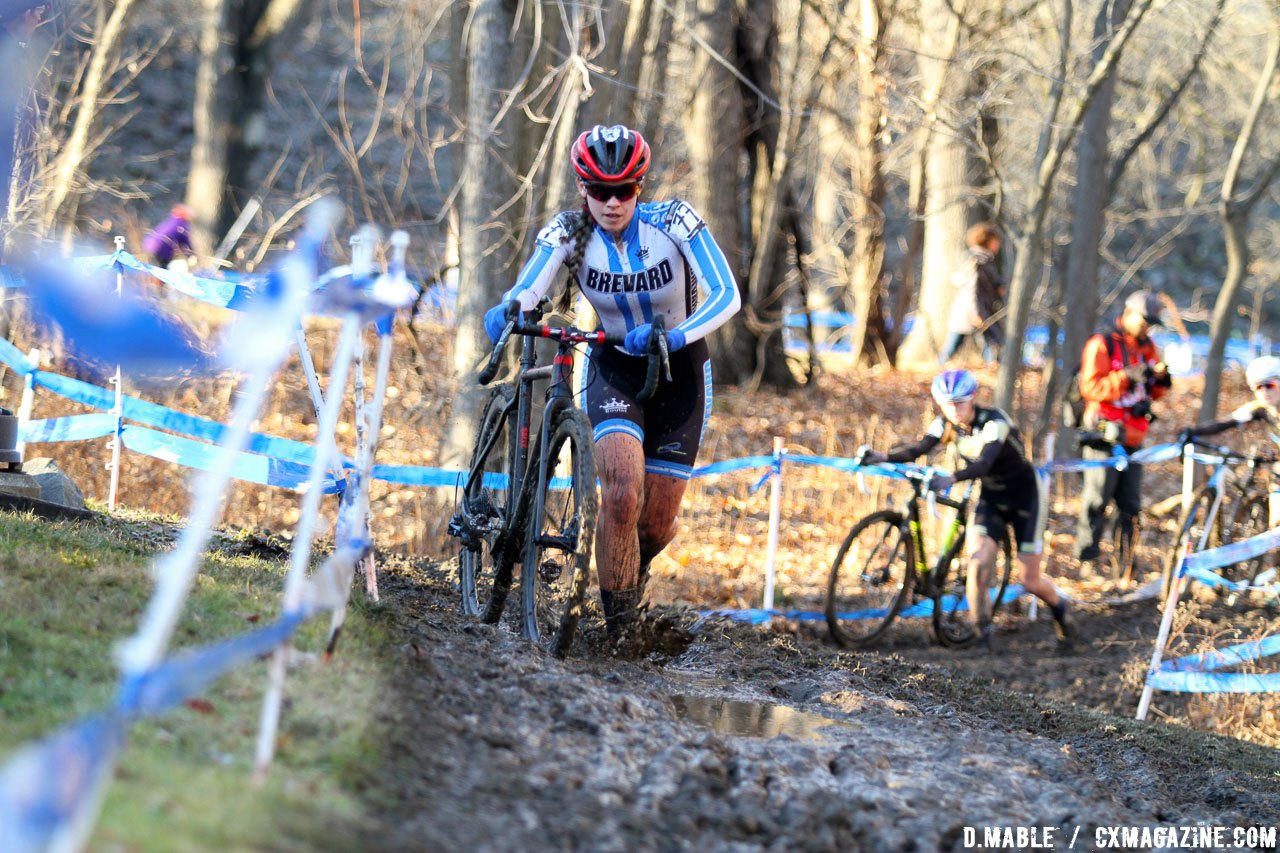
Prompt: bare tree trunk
<box><xmin>847</xmin><ymin>0</ymin><xmax>889</xmax><ymax>365</ymax></box>
<box><xmin>605</xmin><ymin>1</ymin><xmax>653</xmax><ymax>124</ymax></box>
<box><xmin>440</xmin><ymin>0</ymin><xmax>520</xmax><ymax>467</ymax></box>
<box><xmin>42</xmin><ymin>0</ymin><xmax>138</xmax><ymax>237</ymax></box>
<box><xmin>994</xmin><ymin>0</ymin><xmax>1156</xmax><ymax>410</ymax></box>
<box><xmin>632</xmin><ymin>2</ymin><xmax>675</xmax><ymax>133</ymax></box>
<box><xmin>1200</xmin><ymin>19</ymin><xmax>1280</xmax><ymax>421</ymax></box>
<box><xmin>892</xmin><ymin>134</ymin><xmax>927</xmax><ymax>355</ymax></box>
<box><xmin>186</xmin><ymin>0</ymin><xmax>309</xmax><ymax>253</ymax></box>
<box><xmin>896</xmin><ymin>0</ymin><xmax>963</xmax><ymax>367</ymax></box>
<box><xmin>684</xmin><ymin>0</ymin><xmax>744</xmax><ymax>372</ymax></box>
<box><xmin>718</xmin><ymin>0</ymin><xmax>805</xmax><ymax>389</ymax></box>
<box><xmin>1060</xmin><ymin>0</ymin><xmax>1129</xmax><ymax>401</ymax></box>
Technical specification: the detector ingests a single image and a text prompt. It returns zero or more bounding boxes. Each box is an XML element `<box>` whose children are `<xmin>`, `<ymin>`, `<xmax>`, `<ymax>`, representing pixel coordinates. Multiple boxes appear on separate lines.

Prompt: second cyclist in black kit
<box><xmin>862</xmin><ymin>369</ymin><xmax>1073</xmax><ymax>648</ymax></box>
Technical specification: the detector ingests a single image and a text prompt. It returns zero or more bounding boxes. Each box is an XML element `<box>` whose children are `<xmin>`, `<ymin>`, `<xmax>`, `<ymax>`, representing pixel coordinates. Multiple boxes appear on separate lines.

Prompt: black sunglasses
<box><xmin>582</xmin><ymin>181</ymin><xmax>641</xmax><ymax>202</ymax></box>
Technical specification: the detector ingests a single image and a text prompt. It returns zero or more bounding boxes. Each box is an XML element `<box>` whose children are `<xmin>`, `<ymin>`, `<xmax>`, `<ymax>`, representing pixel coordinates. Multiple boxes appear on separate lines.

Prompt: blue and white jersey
<box><xmin>503</xmin><ymin>200</ymin><xmax>741</xmax><ymax>352</ymax></box>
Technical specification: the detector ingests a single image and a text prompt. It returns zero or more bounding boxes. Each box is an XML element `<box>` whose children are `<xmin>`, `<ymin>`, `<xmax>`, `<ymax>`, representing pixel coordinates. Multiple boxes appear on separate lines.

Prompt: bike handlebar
<box><xmin>638</xmin><ymin>314</ymin><xmax>672</xmax><ymax>404</ymax></box>
<box><xmin>1178</xmin><ymin>434</ymin><xmax>1275</xmax><ymax>465</ymax></box>
<box><xmin>477</xmin><ymin>307</ymin><xmax>674</xmax><ymax>398</ymax></box>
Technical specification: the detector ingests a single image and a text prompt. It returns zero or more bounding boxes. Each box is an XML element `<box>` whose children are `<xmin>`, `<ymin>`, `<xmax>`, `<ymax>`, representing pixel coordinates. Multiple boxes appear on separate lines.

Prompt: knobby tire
<box><xmin>826</xmin><ymin>510</ymin><xmax>914</xmax><ymax>648</ymax></box>
<box><xmin>518</xmin><ymin>406</ymin><xmax>597</xmax><ymax>657</ymax></box>
<box><xmin>458</xmin><ymin>383</ymin><xmax>517</xmax><ymax>622</ymax></box>
<box><xmin>1223</xmin><ymin>492</ymin><xmax>1270</xmax><ymax>605</ymax></box>
<box><xmin>932</xmin><ymin>526</ymin><xmax>1013</xmax><ymax>647</ymax></box>
<box><xmin>1163</xmin><ymin>485</ymin><xmax>1221</xmax><ymax>603</ymax></box>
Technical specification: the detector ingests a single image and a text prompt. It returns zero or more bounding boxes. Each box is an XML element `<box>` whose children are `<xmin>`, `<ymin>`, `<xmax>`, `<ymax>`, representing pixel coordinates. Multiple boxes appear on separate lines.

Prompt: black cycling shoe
<box><xmin>1050</xmin><ymin>600</ymin><xmax>1078</xmax><ymax>651</ymax></box>
<box><xmin>1075</xmin><ymin>545</ymin><xmax>1102</xmax><ymax>563</ymax></box>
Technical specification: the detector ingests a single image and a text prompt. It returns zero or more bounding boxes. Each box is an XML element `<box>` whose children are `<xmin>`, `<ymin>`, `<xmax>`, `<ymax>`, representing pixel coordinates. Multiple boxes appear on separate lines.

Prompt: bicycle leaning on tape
<box><xmin>1162</xmin><ymin>435</ymin><xmax>1276</xmax><ymax>604</ymax></box>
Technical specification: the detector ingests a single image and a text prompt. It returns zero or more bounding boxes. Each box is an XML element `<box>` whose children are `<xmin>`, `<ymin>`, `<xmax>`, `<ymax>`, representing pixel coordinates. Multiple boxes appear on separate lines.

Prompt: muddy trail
<box><xmin>334</xmin><ymin>555</ymin><xmax>1280</xmax><ymax>851</ymax></box>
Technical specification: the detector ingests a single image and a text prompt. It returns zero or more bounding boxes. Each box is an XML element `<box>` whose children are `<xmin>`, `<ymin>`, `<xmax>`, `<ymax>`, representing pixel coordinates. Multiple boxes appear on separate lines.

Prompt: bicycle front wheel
<box><xmin>458</xmin><ymin>383</ymin><xmax>518</xmax><ymax>622</ymax></box>
<box><xmin>826</xmin><ymin>510</ymin><xmax>914</xmax><ymax>648</ymax></box>
<box><xmin>1163</xmin><ymin>485</ymin><xmax>1221</xmax><ymax>602</ymax></box>
<box><xmin>1223</xmin><ymin>492</ymin><xmax>1269</xmax><ymax>603</ymax></box>
<box><xmin>519</xmin><ymin>407</ymin><xmax>597</xmax><ymax>657</ymax></box>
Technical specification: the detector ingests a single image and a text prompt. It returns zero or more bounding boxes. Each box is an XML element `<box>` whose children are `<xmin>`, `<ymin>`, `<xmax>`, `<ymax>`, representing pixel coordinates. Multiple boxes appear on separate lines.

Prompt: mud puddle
<box><xmin>668</xmin><ymin>693</ymin><xmax>856</xmax><ymax>740</ymax></box>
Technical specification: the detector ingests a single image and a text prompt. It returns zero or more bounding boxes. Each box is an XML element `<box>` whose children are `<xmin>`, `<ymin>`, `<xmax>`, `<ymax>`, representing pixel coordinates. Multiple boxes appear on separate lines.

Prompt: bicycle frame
<box><xmin>460</xmin><ymin>319</ymin><xmax>612</xmax><ymax>557</ymax></box>
<box><xmin>516</xmin><ymin>322</ymin><xmax>604</xmax><ymax>553</ymax></box>
<box><xmin>903</xmin><ymin>479</ymin><xmax>976</xmax><ymax>592</ymax></box>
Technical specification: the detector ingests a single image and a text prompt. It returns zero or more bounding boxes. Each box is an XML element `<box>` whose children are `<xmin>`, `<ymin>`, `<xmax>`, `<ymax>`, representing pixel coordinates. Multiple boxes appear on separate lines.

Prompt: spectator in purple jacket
<box><xmin>143</xmin><ymin>204</ymin><xmax>196</xmax><ymax>268</ymax></box>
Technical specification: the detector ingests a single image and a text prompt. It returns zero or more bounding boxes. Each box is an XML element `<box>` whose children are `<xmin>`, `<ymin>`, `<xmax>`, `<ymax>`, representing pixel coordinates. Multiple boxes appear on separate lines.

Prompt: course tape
<box><xmin>1159</xmin><ymin>634</ymin><xmax>1280</xmax><ymax>674</ymax></box>
<box><xmin>69</xmin><ymin>251</ymin><xmax>253</xmax><ymax>309</ymax></box>
<box><xmin>1145</xmin><ymin>670</ymin><xmax>1280</xmax><ymax>694</ymax></box>
<box><xmin>703</xmin><ymin>585</ymin><xmax>1026</xmax><ymax>623</ymax></box>
<box><xmin>0</xmin><ymin>335</ymin><xmax>34</xmax><ymax>375</ymax></box>
<box><xmin>0</xmin><ymin>610</ymin><xmax>308</xmax><ymax>852</ymax></box>
<box><xmin>123</xmin><ymin>426</ymin><xmax>342</xmax><ymax>494</ymax></box>
<box><xmin>1181</xmin><ymin>527</ymin><xmax>1280</xmax><ymax>577</ymax></box>
<box><xmin>0</xmin><ymin>712</ymin><xmax>125</xmax><ymax>853</ymax></box>
<box><xmin>20</xmin><ymin>413</ymin><xmax>118</xmax><ymax>444</ymax></box>
<box><xmin>33</xmin><ymin>370</ymin><xmax>336</xmax><ymax>467</ymax></box>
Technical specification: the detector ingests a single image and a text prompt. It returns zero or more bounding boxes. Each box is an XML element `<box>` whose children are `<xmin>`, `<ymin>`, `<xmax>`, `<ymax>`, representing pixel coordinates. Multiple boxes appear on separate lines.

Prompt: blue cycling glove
<box><xmin>624</xmin><ymin>324</ymin><xmax>686</xmax><ymax>355</ymax></box>
<box><xmin>484</xmin><ymin>301</ymin><xmax>518</xmax><ymax>344</ymax></box>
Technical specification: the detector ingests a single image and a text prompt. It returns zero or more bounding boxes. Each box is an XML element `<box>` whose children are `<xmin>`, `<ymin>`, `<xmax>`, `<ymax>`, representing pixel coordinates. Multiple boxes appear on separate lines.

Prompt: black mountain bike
<box><xmin>1163</xmin><ymin>436</ymin><xmax>1274</xmax><ymax>603</ymax></box>
<box><xmin>826</xmin><ymin>461</ymin><xmax>1013</xmax><ymax>648</ymax></box>
<box><xmin>449</xmin><ymin>302</ymin><xmax>668</xmax><ymax>656</ymax></box>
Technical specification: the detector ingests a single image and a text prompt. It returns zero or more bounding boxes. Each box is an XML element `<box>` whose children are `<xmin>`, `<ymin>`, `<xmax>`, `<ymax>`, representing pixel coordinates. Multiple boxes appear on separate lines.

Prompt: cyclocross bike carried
<box><xmin>825</xmin><ymin>460</ymin><xmax>1013</xmax><ymax>648</ymax></box>
<box><xmin>448</xmin><ymin>300</ymin><xmax>669</xmax><ymax>656</ymax></box>
<box><xmin>1162</xmin><ymin>435</ymin><xmax>1275</xmax><ymax>604</ymax></box>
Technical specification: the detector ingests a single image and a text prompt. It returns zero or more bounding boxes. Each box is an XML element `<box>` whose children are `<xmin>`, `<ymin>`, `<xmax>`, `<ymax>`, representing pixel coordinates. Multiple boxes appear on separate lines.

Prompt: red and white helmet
<box><xmin>571</xmin><ymin>125</ymin><xmax>651</xmax><ymax>183</ymax></box>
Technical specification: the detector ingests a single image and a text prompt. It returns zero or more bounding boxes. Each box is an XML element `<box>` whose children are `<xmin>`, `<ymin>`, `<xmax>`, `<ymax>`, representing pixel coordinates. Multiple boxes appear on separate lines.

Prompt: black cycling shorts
<box><xmin>579</xmin><ymin>339</ymin><xmax>711</xmax><ymax>480</ymax></box>
<box><xmin>971</xmin><ymin>469</ymin><xmax>1046</xmax><ymax>555</ymax></box>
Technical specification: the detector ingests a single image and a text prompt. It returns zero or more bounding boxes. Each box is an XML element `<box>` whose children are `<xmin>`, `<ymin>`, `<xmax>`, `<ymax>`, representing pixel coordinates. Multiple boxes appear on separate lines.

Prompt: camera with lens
<box><xmin>1130</xmin><ymin>398</ymin><xmax>1156</xmax><ymax>422</ymax></box>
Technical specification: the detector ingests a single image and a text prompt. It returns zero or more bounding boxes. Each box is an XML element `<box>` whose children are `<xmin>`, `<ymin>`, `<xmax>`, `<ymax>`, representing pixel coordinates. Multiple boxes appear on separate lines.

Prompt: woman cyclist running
<box><xmin>861</xmin><ymin>369</ymin><xmax>1074</xmax><ymax>648</ymax></box>
<box><xmin>483</xmin><ymin>125</ymin><xmax>741</xmax><ymax>640</ymax></box>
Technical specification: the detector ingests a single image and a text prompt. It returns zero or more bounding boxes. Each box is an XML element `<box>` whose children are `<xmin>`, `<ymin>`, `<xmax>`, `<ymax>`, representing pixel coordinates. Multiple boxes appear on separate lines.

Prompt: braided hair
<box><xmin>555</xmin><ymin>204</ymin><xmax>594</xmax><ymax>316</ymax></box>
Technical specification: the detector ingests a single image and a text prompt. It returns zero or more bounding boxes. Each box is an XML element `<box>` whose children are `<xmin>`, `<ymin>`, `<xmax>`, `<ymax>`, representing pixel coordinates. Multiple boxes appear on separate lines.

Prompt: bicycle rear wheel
<box><xmin>934</xmin><ymin>527</ymin><xmax>1013</xmax><ymax>646</ymax></box>
<box><xmin>519</xmin><ymin>406</ymin><xmax>597</xmax><ymax>657</ymax></box>
<box><xmin>1163</xmin><ymin>485</ymin><xmax>1221</xmax><ymax>602</ymax></box>
<box><xmin>825</xmin><ymin>510</ymin><xmax>913</xmax><ymax>648</ymax></box>
<box><xmin>1222</xmin><ymin>492</ymin><xmax>1269</xmax><ymax>604</ymax></box>
<box><xmin>457</xmin><ymin>383</ymin><xmax>518</xmax><ymax>622</ymax></box>
<box><xmin>933</xmin><ymin>545</ymin><xmax>974</xmax><ymax>647</ymax></box>
<box><xmin>989</xmin><ymin>527</ymin><xmax>1014</xmax><ymax>620</ymax></box>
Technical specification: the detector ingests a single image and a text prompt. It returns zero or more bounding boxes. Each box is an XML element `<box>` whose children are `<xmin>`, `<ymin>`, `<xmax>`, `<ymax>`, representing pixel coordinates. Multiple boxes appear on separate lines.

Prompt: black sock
<box><xmin>1049</xmin><ymin>600</ymin><xmax>1068</xmax><ymax>622</ymax></box>
<box><xmin>601</xmin><ymin>587</ymin><xmax>641</xmax><ymax>636</ymax></box>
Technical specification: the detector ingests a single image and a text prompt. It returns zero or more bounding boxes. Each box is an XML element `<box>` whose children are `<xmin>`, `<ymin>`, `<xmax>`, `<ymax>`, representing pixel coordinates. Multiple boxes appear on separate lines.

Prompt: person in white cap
<box><xmin>1073</xmin><ymin>290</ymin><xmax>1172</xmax><ymax>565</ymax></box>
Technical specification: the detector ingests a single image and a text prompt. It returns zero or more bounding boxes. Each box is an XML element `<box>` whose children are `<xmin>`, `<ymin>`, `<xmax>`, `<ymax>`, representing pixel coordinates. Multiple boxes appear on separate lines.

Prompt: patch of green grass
<box><xmin>0</xmin><ymin>508</ymin><xmax>391</xmax><ymax>849</ymax></box>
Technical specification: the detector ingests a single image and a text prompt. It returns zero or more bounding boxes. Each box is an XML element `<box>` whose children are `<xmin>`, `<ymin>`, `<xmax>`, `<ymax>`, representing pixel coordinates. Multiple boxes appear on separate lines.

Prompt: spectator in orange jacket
<box><xmin>1073</xmin><ymin>290</ymin><xmax>1172</xmax><ymax>563</ymax></box>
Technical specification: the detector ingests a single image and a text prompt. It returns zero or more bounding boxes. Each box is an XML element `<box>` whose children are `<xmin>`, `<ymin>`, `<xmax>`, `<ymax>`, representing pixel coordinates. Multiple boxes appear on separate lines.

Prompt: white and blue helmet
<box><xmin>1246</xmin><ymin>356</ymin><xmax>1280</xmax><ymax>389</ymax></box>
<box><xmin>931</xmin><ymin>369</ymin><xmax>979</xmax><ymax>406</ymax></box>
